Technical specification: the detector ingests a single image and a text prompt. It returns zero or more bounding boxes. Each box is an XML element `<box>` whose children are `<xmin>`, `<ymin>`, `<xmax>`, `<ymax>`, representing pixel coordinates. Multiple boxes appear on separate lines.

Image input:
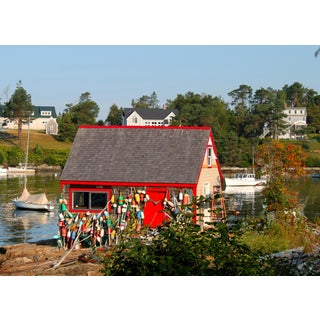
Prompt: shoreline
<box><xmin>0</xmin><ymin>239</ymin><xmax>103</xmax><ymax>276</ymax></box>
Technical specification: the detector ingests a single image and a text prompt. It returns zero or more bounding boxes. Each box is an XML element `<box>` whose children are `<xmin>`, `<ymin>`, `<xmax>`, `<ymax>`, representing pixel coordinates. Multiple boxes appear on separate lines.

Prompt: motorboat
<box><xmin>224</xmin><ymin>172</ymin><xmax>267</xmax><ymax>186</ymax></box>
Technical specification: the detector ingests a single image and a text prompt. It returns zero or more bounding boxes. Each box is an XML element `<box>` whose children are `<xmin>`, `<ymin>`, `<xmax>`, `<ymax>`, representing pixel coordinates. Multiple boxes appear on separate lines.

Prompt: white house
<box><xmin>122</xmin><ymin>108</ymin><xmax>177</xmax><ymax>126</ymax></box>
<box><xmin>278</xmin><ymin>106</ymin><xmax>307</xmax><ymax>139</ymax></box>
<box><xmin>0</xmin><ymin>105</ymin><xmax>59</xmax><ymax>135</ymax></box>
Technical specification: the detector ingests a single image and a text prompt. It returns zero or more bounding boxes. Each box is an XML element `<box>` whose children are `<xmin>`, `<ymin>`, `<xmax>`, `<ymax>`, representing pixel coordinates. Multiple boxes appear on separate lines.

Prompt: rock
<box><xmin>0</xmin><ymin>241</ymin><xmax>104</xmax><ymax>276</ymax></box>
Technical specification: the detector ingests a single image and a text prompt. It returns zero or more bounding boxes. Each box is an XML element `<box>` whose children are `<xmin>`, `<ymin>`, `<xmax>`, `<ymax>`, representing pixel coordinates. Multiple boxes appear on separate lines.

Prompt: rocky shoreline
<box><xmin>0</xmin><ymin>239</ymin><xmax>104</xmax><ymax>276</ymax></box>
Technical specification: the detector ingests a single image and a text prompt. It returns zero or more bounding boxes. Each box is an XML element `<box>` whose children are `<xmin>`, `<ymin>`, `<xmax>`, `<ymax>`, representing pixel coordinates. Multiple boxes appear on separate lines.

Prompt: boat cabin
<box><xmin>59</xmin><ymin>126</ymin><xmax>224</xmax><ymax>227</ymax></box>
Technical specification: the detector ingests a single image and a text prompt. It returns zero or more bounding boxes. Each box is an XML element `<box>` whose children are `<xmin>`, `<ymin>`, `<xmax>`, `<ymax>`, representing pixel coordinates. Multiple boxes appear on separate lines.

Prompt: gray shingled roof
<box><xmin>60</xmin><ymin>126</ymin><xmax>211</xmax><ymax>185</ymax></box>
<box><xmin>123</xmin><ymin>108</ymin><xmax>177</xmax><ymax>120</ymax></box>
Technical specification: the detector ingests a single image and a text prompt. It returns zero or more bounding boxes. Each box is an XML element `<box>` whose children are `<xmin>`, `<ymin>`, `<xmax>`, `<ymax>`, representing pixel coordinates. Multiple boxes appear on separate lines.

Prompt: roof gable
<box><xmin>123</xmin><ymin>108</ymin><xmax>177</xmax><ymax>120</ymax></box>
<box><xmin>61</xmin><ymin>126</ymin><xmax>213</xmax><ymax>185</ymax></box>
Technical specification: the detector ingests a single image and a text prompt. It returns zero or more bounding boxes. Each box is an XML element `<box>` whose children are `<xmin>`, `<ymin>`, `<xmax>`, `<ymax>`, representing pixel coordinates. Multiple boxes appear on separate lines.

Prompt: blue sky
<box><xmin>1</xmin><ymin>45</ymin><xmax>319</xmax><ymax>120</ymax></box>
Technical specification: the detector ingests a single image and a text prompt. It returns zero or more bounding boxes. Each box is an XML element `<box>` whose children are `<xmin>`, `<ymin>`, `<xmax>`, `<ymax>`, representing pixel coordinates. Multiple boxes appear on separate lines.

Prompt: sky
<box><xmin>1</xmin><ymin>45</ymin><xmax>319</xmax><ymax>121</ymax></box>
<box><xmin>0</xmin><ymin>1</ymin><xmax>319</xmax><ymax>122</ymax></box>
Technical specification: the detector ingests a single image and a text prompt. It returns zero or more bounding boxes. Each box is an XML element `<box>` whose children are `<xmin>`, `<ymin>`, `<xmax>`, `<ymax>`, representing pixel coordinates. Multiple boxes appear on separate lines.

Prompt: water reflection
<box><xmin>1</xmin><ymin>173</ymin><xmax>320</xmax><ymax>246</ymax></box>
<box><xmin>0</xmin><ymin>173</ymin><xmax>61</xmax><ymax>246</ymax></box>
<box><xmin>223</xmin><ymin>185</ymin><xmax>265</xmax><ymax>217</ymax></box>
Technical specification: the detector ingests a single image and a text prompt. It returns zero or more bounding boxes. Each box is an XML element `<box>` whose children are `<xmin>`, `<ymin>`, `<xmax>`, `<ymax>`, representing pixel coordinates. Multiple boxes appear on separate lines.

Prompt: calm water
<box><xmin>0</xmin><ymin>173</ymin><xmax>320</xmax><ymax>246</ymax></box>
<box><xmin>0</xmin><ymin>172</ymin><xmax>61</xmax><ymax>246</ymax></box>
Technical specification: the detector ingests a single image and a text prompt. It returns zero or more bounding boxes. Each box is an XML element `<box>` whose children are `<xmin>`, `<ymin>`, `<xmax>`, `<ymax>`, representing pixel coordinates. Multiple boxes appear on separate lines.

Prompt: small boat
<box><xmin>312</xmin><ymin>173</ymin><xmax>320</xmax><ymax>178</ymax></box>
<box><xmin>224</xmin><ymin>173</ymin><xmax>267</xmax><ymax>186</ymax></box>
<box><xmin>12</xmin><ymin>117</ymin><xmax>54</xmax><ymax>212</ymax></box>
<box><xmin>0</xmin><ymin>167</ymin><xmax>8</xmax><ymax>174</ymax></box>
<box><xmin>13</xmin><ymin>187</ymin><xmax>55</xmax><ymax>211</ymax></box>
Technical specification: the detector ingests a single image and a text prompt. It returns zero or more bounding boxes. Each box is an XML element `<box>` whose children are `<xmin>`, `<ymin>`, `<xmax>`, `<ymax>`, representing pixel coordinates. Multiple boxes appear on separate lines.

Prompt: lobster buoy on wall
<box><xmin>183</xmin><ymin>192</ymin><xmax>189</xmax><ymax>205</ymax></box>
<box><xmin>118</xmin><ymin>193</ymin><xmax>123</xmax><ymax>205</ymax></box>
<box><xmin>135</xmin><ymin>193</ymin><xmax>140</xmax><ymax>204</ymax></box>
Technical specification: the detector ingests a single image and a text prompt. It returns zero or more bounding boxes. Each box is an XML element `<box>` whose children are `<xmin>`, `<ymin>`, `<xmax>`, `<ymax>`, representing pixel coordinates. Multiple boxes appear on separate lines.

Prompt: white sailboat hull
<box><xmin>13</xmin><ymin>199</ymin><xmax>55</xmax><ymax>211</ymax></box>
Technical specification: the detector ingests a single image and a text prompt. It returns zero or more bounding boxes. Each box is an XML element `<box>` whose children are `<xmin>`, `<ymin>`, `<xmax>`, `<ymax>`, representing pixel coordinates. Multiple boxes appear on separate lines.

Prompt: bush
<box><xmin>100</xmin><ymin>219</ymin><xmax>276</xmax><ymax>276</ymax></box>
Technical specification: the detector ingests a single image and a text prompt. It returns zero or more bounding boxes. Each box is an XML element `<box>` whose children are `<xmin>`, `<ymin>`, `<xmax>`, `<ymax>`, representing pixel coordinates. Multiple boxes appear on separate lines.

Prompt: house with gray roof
<box><xmin>60</xmin><ymin>125</ymin><xmax>224</xmax><ymax>228</ymax></box>
<box><xmin>122</xmin><ymin>108</ymin><xmax>177</xmax><ymax>126</ymax></box>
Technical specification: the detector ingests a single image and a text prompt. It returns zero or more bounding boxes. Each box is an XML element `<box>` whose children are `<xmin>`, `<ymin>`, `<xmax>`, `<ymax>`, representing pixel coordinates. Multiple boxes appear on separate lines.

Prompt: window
<box><xmin>203</xmin><ymin>183</ymin><xmax>210</xmax><ymax>196</ymax></box>
<box><xmin>207</xmin><ymin>147</ymin><xmax>213</xmax><ymax>167</ymax></box>
<box><xmin>133</xmin><ymin>116</ymin><xmax>138</xmax><ymax>124</ymax></box>
<box><xmin>41</xmin><ymin>111</ymin><xmax>52</xmax><ymax>116</ymax></box>
<box><xmin>73</xmin><ymin>191</ymin><xmax>108</xmax><ymax>210</ymax></box>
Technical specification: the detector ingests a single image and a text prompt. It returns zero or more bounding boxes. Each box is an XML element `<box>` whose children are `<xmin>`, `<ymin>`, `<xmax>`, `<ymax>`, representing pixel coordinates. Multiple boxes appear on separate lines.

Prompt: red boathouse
<box><xmin>59</xmin><ymin>126</ymin><xmax>224</xmax><ymax>228</ymax></box>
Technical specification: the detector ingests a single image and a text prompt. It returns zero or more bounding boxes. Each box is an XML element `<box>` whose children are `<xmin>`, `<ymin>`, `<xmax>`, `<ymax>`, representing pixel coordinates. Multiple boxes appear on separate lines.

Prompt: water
<box><xmin>0</xmin><ymin>172</ymin><xmax>61</xmax><ymax>246</ymax></box>
<box><xmin>1</xmin><ymin>173</ymin><xmax>320</xmax><ymax>246</ymax></box>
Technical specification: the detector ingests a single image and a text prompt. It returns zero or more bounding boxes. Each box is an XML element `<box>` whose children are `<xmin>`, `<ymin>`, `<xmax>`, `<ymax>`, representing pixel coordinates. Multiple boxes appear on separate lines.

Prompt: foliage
<box><xmin>4</xmin><ymin>81</ymin><xmax>33</xmax><ymax>148</ymax></box>
<box><xmin>56</xmin><ymin>92</ymin><xmax>99</xmax><ymax>142</ymax></box>
<box><xmin>240</xmin><ymin>213</ymin><xmax>320</xmax><ymax>254</ymax></box>
<box><xmin>256</xmin><ymin>140</ymin><xmax>306</xmax><ymax>214</ymax></box>
<box><xmin>101</xmin><ymin>216</ymin><xmax>276</xmax><ymax>276</ymax></box>
<box><xmin>131</xmin><ymin>91</ymin><xmax>160</xmax><ymax>109</ymax></box>
<box><xmin>106</xmin><ymin>104</ymin><xmax>123</xmax><ymax>125</ymax></box>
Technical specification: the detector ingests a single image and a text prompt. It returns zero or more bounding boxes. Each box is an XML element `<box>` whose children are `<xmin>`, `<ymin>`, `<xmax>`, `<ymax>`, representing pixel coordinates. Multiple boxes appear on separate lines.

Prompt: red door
<box><xmin>143</xmin><ymin>189</ymin><xmax>169</xmax><ymax>228</ymax></box>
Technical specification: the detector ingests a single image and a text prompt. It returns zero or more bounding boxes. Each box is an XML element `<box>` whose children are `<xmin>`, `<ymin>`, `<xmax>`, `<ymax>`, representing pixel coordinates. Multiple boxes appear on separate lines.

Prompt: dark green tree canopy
<box><xmin>56</xmin><ymin>92</ymin><xmax>99</xmax><ymax>142</ymax></box>
<box><xmin>131</xmin><ymin>91</ymin><xmax>160</xmax><ymax>109</ymax></box>
<box><xmin>106</xmin><ymin>104</ymin><xmax>123</xmax><ymax>125</ymax></box>
<box><xmin>4</xmin><ymin>81</ymin><xmax>33</xmax><ymax>147</ymax></box>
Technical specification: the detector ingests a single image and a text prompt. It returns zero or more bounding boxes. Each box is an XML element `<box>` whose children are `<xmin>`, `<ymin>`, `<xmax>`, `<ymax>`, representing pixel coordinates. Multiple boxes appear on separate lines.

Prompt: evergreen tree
<box><xmin>4</xmin><ymin>81</ymin><xmax>33</xmax><ymax>148</ymax></box>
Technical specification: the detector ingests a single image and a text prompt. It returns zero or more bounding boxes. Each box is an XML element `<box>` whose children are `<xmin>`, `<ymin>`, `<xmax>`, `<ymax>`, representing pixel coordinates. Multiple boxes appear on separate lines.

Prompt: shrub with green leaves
<box><xmin>100</xmin><ymin>218</ymin><xmax>276</xmax><ymax>276</ymax></box>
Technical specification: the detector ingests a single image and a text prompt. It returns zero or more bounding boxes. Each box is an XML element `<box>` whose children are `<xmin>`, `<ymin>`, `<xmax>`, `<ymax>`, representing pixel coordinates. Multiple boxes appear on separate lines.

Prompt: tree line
<box><xmin>3</xmin><ymin>81</ymin><xmax>320</xmax><ymax>167</ymax></box>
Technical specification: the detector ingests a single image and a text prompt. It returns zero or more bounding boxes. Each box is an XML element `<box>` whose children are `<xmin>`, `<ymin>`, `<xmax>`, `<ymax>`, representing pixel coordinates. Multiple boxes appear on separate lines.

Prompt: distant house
<box><xmin>60</xmin><ymin>126</ymin><xmax>224</xmax><ymax>228</ymax></box>
<box><xmin>279</xmin><ymin>106</ymin><xmax>307</xmax><ymax>140</ymax></box>
<box><xmin>0</xmin><ymin>105</ymin><xmax>58</xmax><ymax>135</ymax></box>
<box><xmin>122</xmin><ymin>108</ymin><xmax>177</xmax><ymax>126</ymax></box>
<box><xmin>260</xmin><ymin>106</ymin><xmax>308</xmax><ymax>140</ymax></box>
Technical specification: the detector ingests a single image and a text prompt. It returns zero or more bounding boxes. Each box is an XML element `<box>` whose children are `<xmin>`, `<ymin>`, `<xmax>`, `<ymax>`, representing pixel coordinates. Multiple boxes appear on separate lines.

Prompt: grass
<box><xmin>0</xmin><ymin>129</ymin><xmax>72</xmax><ymax>151</ymax></box>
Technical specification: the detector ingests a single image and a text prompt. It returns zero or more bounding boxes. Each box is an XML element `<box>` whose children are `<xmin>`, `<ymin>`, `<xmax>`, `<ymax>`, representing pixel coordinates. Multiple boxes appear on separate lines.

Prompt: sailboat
<box><xmin>12</xmin><ymin>118</ymin><xmax>55</xmax><ymax>212</ymax></box>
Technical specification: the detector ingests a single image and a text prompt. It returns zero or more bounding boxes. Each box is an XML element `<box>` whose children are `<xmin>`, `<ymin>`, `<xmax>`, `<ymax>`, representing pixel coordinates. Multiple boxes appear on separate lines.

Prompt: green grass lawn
<box><xmin>0</xmin><ymin>129</ymin><xmax>72</xmax><ymax>151</ymax></box>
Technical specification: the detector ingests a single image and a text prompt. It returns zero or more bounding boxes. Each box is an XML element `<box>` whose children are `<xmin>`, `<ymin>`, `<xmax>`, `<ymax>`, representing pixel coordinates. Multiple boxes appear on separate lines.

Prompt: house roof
<box><xmin>0</xmin><ymin>105</ymin><xmax>57</xmax><ymax>118</ymax></box>
<box><xmin>123</xmin><ymin>108</ymin><xmax>177</xmax><ymax>120</ymax></box>
<box><xmin>61</xmin><ymin>126</ymin><xmax>214</xmax><ymax>185</ymax></box>
<box><xmin>33</xmin><ymin>106</ymin><xmax>57</xmax><ymax>118</ymax></box>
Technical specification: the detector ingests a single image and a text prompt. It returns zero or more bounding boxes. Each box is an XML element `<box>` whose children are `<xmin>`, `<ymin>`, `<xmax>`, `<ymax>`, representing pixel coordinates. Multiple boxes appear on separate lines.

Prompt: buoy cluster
<box><xmin>56</xmin><ymin>189</ymin><xmax>194</xmax><ymax>249</ymax></box>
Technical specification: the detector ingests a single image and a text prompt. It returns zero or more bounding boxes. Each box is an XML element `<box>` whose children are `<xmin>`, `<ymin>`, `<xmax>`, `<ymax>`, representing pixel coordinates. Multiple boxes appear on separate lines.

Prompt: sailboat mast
<box><xmin>25</xmin><ymin>117</ymin><xmax>30</xmax><ymax>170</ymax></box>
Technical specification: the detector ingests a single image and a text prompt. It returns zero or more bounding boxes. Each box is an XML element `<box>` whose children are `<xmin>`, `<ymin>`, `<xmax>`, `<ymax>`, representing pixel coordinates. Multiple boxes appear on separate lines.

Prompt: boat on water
<box><xmin>0</xmin><ymin>167</ymin><xmax>8</xmax><ymax>174</ymax></box>
<box><xmin>223</xmin><ymin>185</ymin><xmax>265</xmax><ymax>194</ymax></box>
<box><xmin>12</xmin><ymin>118</ymin><xmax>54</xmax><ymax>212</ymax></box>
<box><xmin>224</xmin><ymin>172</ymin><xmax>267</xmax><ymax>186</ymax></box>
<box><xmin>312</xmin><ymin>173</ymin><xmax>320</xmax><ymax>178</ymax></box>
<box><xmin>13</xmin><ymin>187</ymin><xmax>55</xmax><ymax>211</ymax></box>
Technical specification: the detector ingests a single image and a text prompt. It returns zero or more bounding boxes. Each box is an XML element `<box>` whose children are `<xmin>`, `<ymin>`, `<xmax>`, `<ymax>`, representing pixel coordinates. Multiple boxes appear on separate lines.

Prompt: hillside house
<box><xmin>279</xmin><ymin>106</ymin><xmax>307</xmax><ymax>139</ymax></box>
<box><xmin>122</xmin><ymin>108</ymin><xmax>177</xmax><ymax>126</ymax></box>
<box><xmin>60</xmin><ymin>126</ymin><xmax>224</xmax><ymax>228</ymax></box>
<box><xmin>0</xmin><ymin>105</ymin><xmax>59</xmax><ymax>135</ymax></box>
<box><xmin>260</xmin><ymin>106</ymin><xmax>307</xmax><ymax>140</ymax></box>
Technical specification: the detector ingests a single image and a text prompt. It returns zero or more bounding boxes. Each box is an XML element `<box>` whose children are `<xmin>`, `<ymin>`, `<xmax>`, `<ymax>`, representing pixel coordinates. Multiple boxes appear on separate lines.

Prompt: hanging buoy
<box><xmin>145</xmin><ymin>194</ymin><xmax>150</xmax><ymax>201</ymax></box>
<box><xmin>183</xmin><ymin>192</ymin><xmax>189</xmax><ymax>205</ymax></box>
<box><xmin>111</xmin><ymin>194</ymin><xmax>115</xmax><ymax>204</ymax></box>
<box><xmin>167</xmin><ymin>200</ymin><xmax>174</xmax><ymax>208</ymax></box>
<box><xmin>135</xmin><ymin>193</ymin><xmax>140</xmax><ymax>204</ymax></box>
<box><xmin>178</xmin><ymin>192</ymin><xmax>183</xmax><ymax>201</ymax></box>
<box><xmin>118</xmin><ymin>193</ymin><xmax>123</xmax><ymax>205</ymax></box>
<box><xmin>117</xmin><ymin>205</ymin><xmax>122</xmax><ymax>214</ymax></box>
<box><xmin>120</xmin><ymin>220</ymin><xmax>126</xmax><ymax>231</ymax></box>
